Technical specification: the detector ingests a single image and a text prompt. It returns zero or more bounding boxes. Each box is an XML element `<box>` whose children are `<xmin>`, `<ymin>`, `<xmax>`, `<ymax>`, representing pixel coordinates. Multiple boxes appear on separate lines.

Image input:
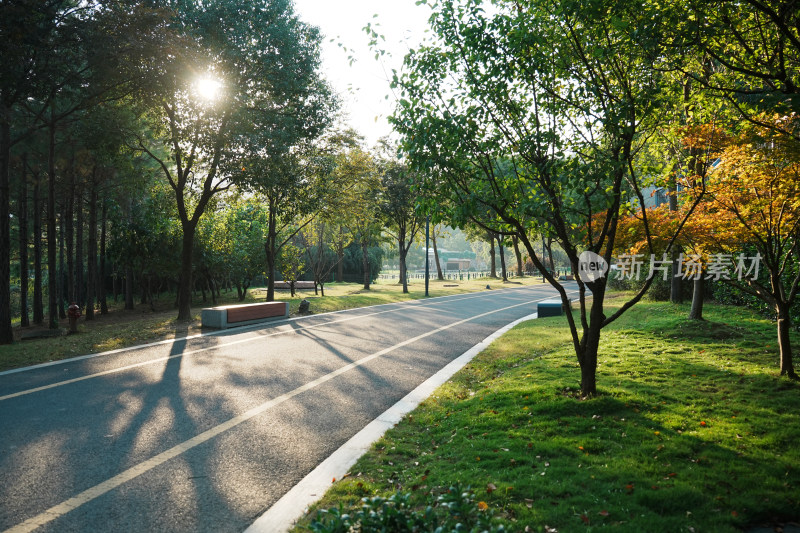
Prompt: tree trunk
<box><xmin>85</xmin><ymin>182</ymin><xmax>97</xmax><ymax>320</ymax></box>
<box><xmin>76</xmin><ymin>185</ymin><xmax>84</xmax><ymax>307</ymax></box>
<box><xmin>432</xmin><ymin>228</ymin><xmax>444</xmax><ymax>280</ymax></box>
<box><xmin>776</xmin><ymin>301</ymin><xmax>797</xmax><ymax>378</ymax></box>
<box><xmin>0</xmin><ymin>104</ymin><xmax>12</xmax><ymax>342</ymax></box>
<box><xmin>47</xmin><ymin>112</ymin><xmax>59</xmax><ymax>329</ymax></box>
<box><xmin>99</xmin><ymin>199</ymin><xmax>108</xmax><ymax>314</ymax></box>
<box><xmin>362</xmin><ymin>237</ymin><xmax>371</xmax><ymax>290</ymax></box>
<box><xmin>668</xmin><ymin>167</ymin><xmax>682</xmax><ymax>303</ymax></box>
<box><xmin>208</xmin><ymin>277</ymin><xmax>217</xmax><ymax>306</ymax></box>
<box><xmin>33</xmin><ymin>172</ymin><xmax>43</xmax><ymax>324</ymax></box>
<box><xmin>688</xmin><ymin>278</ymin><xmax>704</xmax><ymax>320</ymax></box>
<box><xmin>19</xmin><ymin>154</ymin><xmax>29</xmax><ymax>327</ymax></box>
<box><xmin>689</xmin><ymin>277</ymin><xmax>705</xmax><ymax>320</ymax></box>
<box><xmin>65</xmin><ymin>170</ymin><xmax>75</xmax><ymax>305</ymax></box>
<box><xmin>577</xmin><ymin>291</ymin><xmax>606</xmax><ymax>397</ymax></box>
<box><xmin>489</xmin><ymin>235</ymin><xmax>496</xmax><ymax>278</ymax></box>
<box><xmin>498</xmin><ymin>234</ymin><xmax>508</xmax><ymax>281</ymax></box>
<box><xmin>176</xmin><ymin>225</ymin><xmax>195</xmax><ymax>320</ymax></box>
<box><xmin>57</xmin><ymin>209</ymin><xmax>66</xmax><ymax>320</ymax></box>
<box><xmin>512</xmin><ymin>236</ymin><xmax>524</xmax><ymax>277</ymax></box>
<box><xmin>265</xmin><ymin>210</ymin><xmax>277</xmax><ymax>302</ymax></box>
<box><xmin>400</xmin><ymin>242</ymin><xmax>409</xmax><ymax>294</ymax></box>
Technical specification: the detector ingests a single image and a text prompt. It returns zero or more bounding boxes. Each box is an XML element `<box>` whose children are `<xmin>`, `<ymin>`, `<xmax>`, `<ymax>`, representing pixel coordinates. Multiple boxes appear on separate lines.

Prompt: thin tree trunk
<box><xmin>33</xmin><ymin>172</ymin><xmax>43</xmax><ymax>324</ymax></box>
<box><xmin>512</xmin><ymin>236</ymin><xmax>524</xmax><ymax>277</ymax></box>
<box><xmin>265</xmin><ymin>210</ymin><xmax>277</xmax><ymax>302</ymax></box>
<box><xmin>668</xmin><ymin>178</ymin><xmax>682</xmax><ymax>303</ymax></box>
<box><xmin>497</xmin><ymin>234</ymin><xmax>508</xmax><ymax>281</ymax></box>
<box><xmin>176</xmin><ymin>224</ymin><xmax>195</xmax><ymax>320</ymax></box>
<box><xmin>57</xmin><ymin>209</ymin><xmax>66</xmax><ymax>319</ymax></box>
<box><xmin>0</xmin><ymin>104</ymin><xmax>12</xmax><ymax>342</ymax></box>
<box><xmin>400</xmin><ymin>243</ymin><xmax>409</xmax><ymax>294</ymax></box>
<box><xmin>19</xmin><ymin>154</ymin><xmax>29</xmax><ymax>327</ymax></box>
<box><xmin>99</xmin><ymin>198</ymin><xmax>108</xmax><ymax>314</ymax></box>
<box><xmin>776</xmin><ymin>301</ymin><xmax>797</xmax><ymax>378</ymax></box>
<box><xmin>489</xmin><ymin>235</ymin><xmax>497</xmax><ymax>278</ymax></box>
<box><xmin>47</xmin><ymin>111</ymin><xmax>59</xmax><ymax>329</ymax></box>
<box><xmin>65</xmin><ymin>169</ymin><xmax>75</xmax><ymax>305</ymax></box>
<box><xmin>577</xmin><ymin>286</ymin><xmax>607</xmax><ymax>397</ymax></box>
<box><xmin>689</xmin><ymin>278</ymin><xmax>704</xmax><ymax>320</ymax></box>
<box><xmin>432</xmin><ymin>228</ymin><xmax>444</xmax><ymax>281</ymax></box>
<box><xmin>362</xmin><ymin>237</ymin><xmax>370</xmax><ymax>290</ymax></box>
<box><xmin>85</xmin><ymin>180</ymin><xmax>97</xmax><ymax>320</ymax></box>
<box><xmin>76</xmin><ymin>185</ymin><xmax>84</xmax><ymax>307</ymax></box>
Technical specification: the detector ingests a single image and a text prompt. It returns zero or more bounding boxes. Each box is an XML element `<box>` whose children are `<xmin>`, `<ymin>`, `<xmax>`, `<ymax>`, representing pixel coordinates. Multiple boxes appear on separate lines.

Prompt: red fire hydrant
<box><xmin>68</xmin><ymin>302</ymin><xmax>81</xmax><ymax>333</ymax></box>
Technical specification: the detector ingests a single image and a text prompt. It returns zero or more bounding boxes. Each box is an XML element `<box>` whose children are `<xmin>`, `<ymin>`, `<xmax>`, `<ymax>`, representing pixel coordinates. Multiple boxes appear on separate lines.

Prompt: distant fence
<box><xmin>377</xmin><ymin>269</ymin><xmax>572</xmax><ymax>282</ymax></box>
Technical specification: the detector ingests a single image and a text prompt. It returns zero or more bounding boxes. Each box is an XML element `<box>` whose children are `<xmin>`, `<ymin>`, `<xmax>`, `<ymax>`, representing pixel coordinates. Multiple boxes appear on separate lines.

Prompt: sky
<box><xmin>292</xmin><ymin>0</ymin><xmax>433</xmax><ymax>147</ymax></box>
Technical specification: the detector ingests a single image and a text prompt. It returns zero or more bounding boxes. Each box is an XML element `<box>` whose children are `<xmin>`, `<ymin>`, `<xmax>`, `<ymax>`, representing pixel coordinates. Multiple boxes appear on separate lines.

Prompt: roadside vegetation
<box><xmin>296</xmin><ymin>295</ymin><xmax>800</xmax><ymax>532</ymax></box>
<box><xmin>1</xmin><ymin>277</ymin><xmax>543</xmax><ymax>372</ymax></box>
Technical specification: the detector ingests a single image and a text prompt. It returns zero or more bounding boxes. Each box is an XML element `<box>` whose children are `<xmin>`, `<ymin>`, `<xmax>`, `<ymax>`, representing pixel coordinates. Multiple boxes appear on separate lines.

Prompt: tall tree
<box><xmin>391</xmin><ymin>0</ymin><xmax>705</xmax><ymax>396</ymax></box>
<box><xmin>134</xmin><ymin>0</ymin><xmax>333</xmax><ymax>318</ymax></box>
<box><xmin>379</xmin><ymin>159</ymin><xmax>423</xmax><ymax>294</ymax></box>
<box><xmin>688</xmin><ymin>116</ymin><xmax>800</xmax><ymax>378</ymax></box>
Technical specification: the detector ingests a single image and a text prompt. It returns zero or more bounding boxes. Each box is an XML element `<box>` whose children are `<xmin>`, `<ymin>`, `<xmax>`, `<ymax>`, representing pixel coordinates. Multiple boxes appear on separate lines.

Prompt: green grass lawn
<box><xmin>296</xmin><ymin>295</ymin><xmax>800</xmax><ymax>532</ymax></box>
<box><xmin>1</xmin><ymin>276</ymin><xmax>544</xmax><ymax>372</ymax></box>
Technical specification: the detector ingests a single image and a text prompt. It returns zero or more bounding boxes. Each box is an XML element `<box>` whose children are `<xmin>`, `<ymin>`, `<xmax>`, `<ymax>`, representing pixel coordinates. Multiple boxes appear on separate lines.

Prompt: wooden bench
<box><xmin>201</xmin><ymin>301</ymin><xmax>289</xmax><ymax>329</ymax></box>
<box><xmin>273</xmin><ymin>280</ymin><xmax>315</xmax><ymax>290</ymax></box>
<box><xmin>538</xmin><ymin>299</ymin><xmax>566</xmax><ymax>317</ymax></box>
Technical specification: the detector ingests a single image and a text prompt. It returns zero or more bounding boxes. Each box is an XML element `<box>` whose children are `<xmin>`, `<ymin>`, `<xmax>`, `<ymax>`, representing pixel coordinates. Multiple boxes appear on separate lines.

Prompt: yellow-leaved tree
<box><xmin>691</xmin><ymin>114</ymin><xmax>800</xmax><ymax>378</ymax></box>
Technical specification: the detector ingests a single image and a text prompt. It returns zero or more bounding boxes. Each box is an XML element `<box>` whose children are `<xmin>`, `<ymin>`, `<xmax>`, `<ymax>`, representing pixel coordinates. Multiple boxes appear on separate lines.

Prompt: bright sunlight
<box><xmin>193</xmin><ymin>75</ymin><xmax>223</xmax><ymax>102</ymax></box>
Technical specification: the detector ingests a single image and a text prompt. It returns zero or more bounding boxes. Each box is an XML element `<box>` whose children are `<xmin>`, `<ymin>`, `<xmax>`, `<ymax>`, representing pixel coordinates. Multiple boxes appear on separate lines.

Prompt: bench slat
<box><xmin>227</xmin><ymin>303</ymin><xmax>286</xmax><ymax>323</ymax></box>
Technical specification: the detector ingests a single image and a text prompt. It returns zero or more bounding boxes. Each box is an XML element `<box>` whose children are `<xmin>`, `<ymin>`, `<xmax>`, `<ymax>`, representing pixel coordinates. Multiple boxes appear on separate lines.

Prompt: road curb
<box><xmin>245</xmin><ymin>311</ymin><xmax>540</xmax><ymax>533</ymax></box>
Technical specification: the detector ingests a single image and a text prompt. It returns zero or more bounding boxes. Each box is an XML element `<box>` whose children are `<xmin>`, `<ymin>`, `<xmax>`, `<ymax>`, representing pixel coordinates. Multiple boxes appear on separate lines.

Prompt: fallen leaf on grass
<box><xmin>599</xmin><ymin>510</ymin><xmax>609</xmax><ymax>516</ymax></box>
<box><xmin>525</xmin><ymin>498</ymin><xmax>534</xmax><ymax>509</ymax></box>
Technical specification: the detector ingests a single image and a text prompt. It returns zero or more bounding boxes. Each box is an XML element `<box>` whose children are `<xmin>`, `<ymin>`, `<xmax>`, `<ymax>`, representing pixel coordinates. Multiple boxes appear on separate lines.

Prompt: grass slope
<box><xmin>297</xmin><ymin>296</ymin><xmax>800</xmax><ymax>532</ymax></box>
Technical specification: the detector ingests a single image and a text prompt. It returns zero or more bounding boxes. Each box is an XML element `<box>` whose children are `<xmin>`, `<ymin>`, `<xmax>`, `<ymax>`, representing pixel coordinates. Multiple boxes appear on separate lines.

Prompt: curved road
<box><xmin>0</xmin><ymin>284</ymin><xmax>570</xmax><ymax>532</ymax></box>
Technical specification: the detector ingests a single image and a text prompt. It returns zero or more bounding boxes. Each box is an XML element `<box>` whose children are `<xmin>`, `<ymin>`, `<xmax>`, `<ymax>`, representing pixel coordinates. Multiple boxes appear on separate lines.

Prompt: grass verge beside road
<box><xmin>296</xmin><ymin>295</ymin><xmax>800</xmax><ymax>532</ymax></box>
<box><xmin>1</xmin><ymin>277</ymin><xmax>542</xmax><ymax>372</ymax></box>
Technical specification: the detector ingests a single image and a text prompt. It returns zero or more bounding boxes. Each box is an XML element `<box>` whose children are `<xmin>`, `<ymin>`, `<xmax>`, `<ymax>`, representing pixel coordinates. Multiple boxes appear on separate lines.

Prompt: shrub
<box><xmin>307</xmin><ymin>486</ymin><xmax>506</xmax><ymax>533</ymax></box>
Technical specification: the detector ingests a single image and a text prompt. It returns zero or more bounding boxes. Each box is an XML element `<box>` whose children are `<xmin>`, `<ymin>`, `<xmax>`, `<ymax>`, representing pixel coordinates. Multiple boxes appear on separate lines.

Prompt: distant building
<box><xmin>425</xmin><ymin>248</ymin><xmax>476</xmax><ymax>271</ymax></box>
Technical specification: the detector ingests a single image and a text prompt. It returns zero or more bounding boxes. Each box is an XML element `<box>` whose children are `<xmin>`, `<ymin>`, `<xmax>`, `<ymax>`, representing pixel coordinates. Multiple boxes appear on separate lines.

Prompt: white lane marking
<box><xmin>3</xmin><ymin>295</ymin><xmax>557</xmax><ymax>533</ymax></box>
<box><xmin>0</xmin><ymin>285</ymin><xmax>539</xmax><ymax>377</ymax></box>
<box><xmin>0</xmin><ymin>287</ymin><xmax>553</xmax><ymax>402</ymax></box>
<box><xmin>247</xmin><ymin>311</ymin><xmax>544</xmax><ymax>533</ymax></box>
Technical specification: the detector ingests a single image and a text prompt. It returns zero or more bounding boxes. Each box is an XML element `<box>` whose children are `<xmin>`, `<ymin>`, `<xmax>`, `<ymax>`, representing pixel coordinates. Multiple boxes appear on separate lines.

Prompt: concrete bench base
<box><xmin>201</xmin><ymin>302</ymin><xmax>289</xmax><ymax>329</ymax></box>
<box><xmin>538</xmin><ymin>300</ymin><xmax>566</xmax><ymax>317</ymax></box>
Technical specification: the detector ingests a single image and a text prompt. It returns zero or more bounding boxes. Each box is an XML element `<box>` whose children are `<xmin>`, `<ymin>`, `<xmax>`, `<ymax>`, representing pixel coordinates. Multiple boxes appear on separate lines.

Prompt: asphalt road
<box><xmin>0</xmin><ymin>284</ymin><xmax>570</xmax><ymax>533</ymax></box>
